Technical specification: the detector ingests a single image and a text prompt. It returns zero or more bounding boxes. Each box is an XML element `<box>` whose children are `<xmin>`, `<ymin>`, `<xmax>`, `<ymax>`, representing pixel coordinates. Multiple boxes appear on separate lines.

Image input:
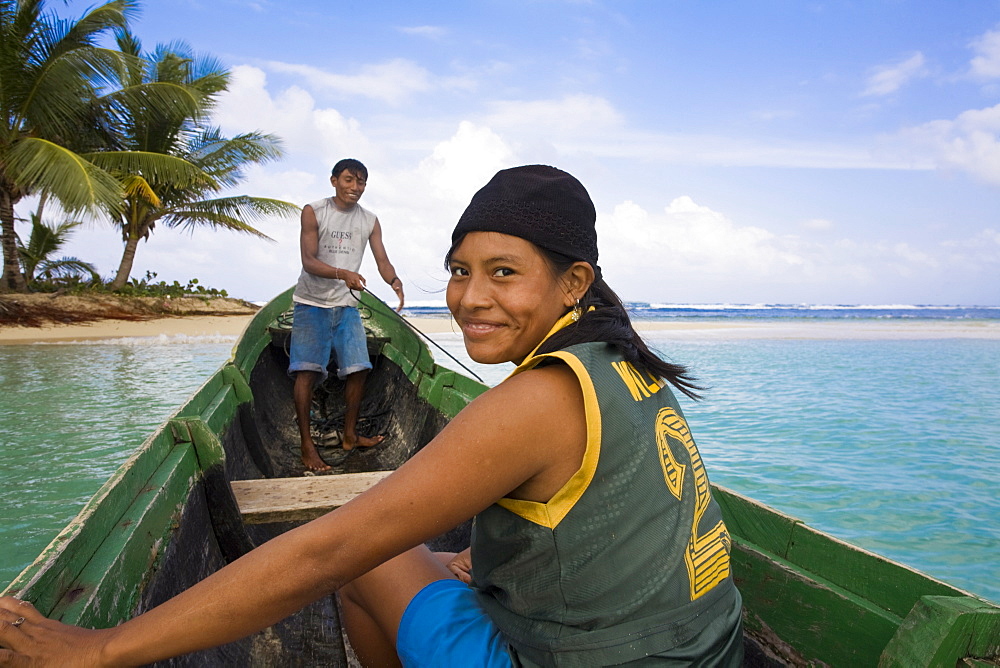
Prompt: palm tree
<box><xmin>84</xmin><ymin>34</ymin><xmax>298</xmax><ymax>290</ymax></box>
<box><xmin>1</xmin><ymin>1</ymin><xmax>210</xmax><ymax>294</ymax></box>
<box><xmin>0</xmin><ymin>0</ymin><xmax>133</xmax><ymax>293</ymax></box>
<box><xmin>16</xmin><ymin>211</ymin><xmax>99</xmax><ymax>286</ymax></box>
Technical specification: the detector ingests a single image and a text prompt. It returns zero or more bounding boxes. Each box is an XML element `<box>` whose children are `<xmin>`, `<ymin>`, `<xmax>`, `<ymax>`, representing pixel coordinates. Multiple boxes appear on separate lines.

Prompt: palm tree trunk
<box><xmin>110</xmin><ymin>234</ymin><xmax>141</xmax><ymax>290</ymax></box>
<box><xmin>0</xmin><ymin>189</ymin><xmax>28</xmax><ymax>293</ymax></box>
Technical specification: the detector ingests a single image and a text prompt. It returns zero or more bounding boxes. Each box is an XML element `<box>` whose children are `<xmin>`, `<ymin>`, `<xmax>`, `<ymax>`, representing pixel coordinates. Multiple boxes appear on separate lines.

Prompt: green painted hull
<box><xmin>4</xmin><ymin>288</ymin><xmax>998</xmax><ymax>666</ymax></box>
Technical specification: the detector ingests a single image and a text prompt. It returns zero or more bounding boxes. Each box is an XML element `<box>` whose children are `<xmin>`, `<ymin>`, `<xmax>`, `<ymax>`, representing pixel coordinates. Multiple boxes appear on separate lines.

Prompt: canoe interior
<box><xmin>1</xmin><ymin>288</ymin><xmax>480</xmax><ymax>665</ymax></box>
<box><xmin>4</xmin><ymin>287</ymin><xmax>998</xmax><ymax>666</ymax></box>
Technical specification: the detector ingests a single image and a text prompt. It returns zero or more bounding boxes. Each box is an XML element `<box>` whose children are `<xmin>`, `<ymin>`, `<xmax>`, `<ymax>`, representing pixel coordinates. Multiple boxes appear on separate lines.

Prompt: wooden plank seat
<box><xmin>231</xmin><ymin>471</ymin><xmax>393</xmax><ymax>524</ymax></box>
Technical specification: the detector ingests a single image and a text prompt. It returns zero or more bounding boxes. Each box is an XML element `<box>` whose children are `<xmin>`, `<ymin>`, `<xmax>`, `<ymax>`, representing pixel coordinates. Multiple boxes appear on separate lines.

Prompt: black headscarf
<box><xmin>452</xmin><ymin>165</ymin><xmax>601</xmax><ymax>277</ymax></box>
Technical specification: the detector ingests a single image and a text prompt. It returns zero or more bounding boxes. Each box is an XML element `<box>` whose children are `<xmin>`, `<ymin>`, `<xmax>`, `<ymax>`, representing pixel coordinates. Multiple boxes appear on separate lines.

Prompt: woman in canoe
<box><xmin>0</xmin><ymin>165</ymin><xmax>743</xmax><ymax>666</ymax></box>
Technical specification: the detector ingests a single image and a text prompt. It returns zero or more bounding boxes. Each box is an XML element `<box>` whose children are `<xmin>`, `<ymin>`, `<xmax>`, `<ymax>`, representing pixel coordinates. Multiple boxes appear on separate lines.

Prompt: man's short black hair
<box><xmin>332</xmin><ymin>158</ymin><xmax>368</xmax><ymax>180</ymax></box>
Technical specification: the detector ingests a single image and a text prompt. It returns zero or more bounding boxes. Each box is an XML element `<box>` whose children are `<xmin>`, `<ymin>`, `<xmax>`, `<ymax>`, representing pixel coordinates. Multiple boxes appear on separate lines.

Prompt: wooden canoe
<box><xmin>3</xmin><ymin>287</ymin><xmax>998</xmax><ymax>666</ymax></box>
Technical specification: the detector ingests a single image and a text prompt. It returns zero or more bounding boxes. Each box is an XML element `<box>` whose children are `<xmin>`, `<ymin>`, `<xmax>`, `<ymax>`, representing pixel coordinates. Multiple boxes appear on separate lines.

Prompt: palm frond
<box><xmin>6</xmin><ymin>136</ymin><xmax>123</xmax><ymax>214</ymax></box>
<box><xmin>16</xmin><ymin>211</ymin><xmax>86</xmax><ymax>279</ymax></box>
<box><xmin>185</xmin><ymin>131</ymin><xmax>285</xmax><ymax>187</ymax></box>
<box><xmin>176</xmin><ymin>195</ymin><xmax>299</xmax><ymax>220</ymax></box>
<box><xmin>162</xmin><ymin>210</ymin><xmax>273</xmax><ymax>240</ymax></box>
<box><xmin>101</xmin><ymin>80</ymin><xmax>206</xmax><ymax>121</ymax></box>
<box><xmin>160</xmin><ymin>195</ymin><xmax>299</xmax><ymax>240</ymax></box>
<box><xmin>121</xmin><ymin>174</ymin><xmax>160</xmax><ymax>207</ymax></box>
<box><xmin>114</xmin><ymin>29</ymin><xmax>142</xmax><ymax>59</ymax></box>
<box><xmin>64</xmin><ymin>0</ymin><xmax>134</xmax><ymax>47</ymax></box>
<box><xmin>22</xmin><ymin>46</ymin><xmax>132</xmax><ymax>138</ymax></box>
<box><xmin>36</xmin><ymin>256</ymin><xmax>101</xmax><ymax>282</ymax></box>
<box><xmin>84</xmin><ymin>150</ymin><xmax>213</xmax><ymax>190</ymax></box>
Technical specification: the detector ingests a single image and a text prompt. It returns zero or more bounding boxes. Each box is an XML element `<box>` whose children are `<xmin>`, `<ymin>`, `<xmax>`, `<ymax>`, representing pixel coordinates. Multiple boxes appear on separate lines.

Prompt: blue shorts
<box><xmin>287</xmin><ymin>303</ymin><xmax>372</xmax><ymax>382</ymax></box>
<box><xmin>396</xmin><ymin>579</ymin><xmax>512</xmax><ymax>668</ymax></box>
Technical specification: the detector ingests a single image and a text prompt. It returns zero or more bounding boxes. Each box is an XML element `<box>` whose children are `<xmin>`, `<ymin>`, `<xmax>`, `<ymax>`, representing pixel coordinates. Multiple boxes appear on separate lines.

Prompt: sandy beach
<box><xmin>0</xmin><ymin>314</ymin><xmax>259</xmax><ymax>344</ymax></box>
<box><xmin>2</xmin><ymin>313</ymin><xmax>999</xmax><ymax>344</ymax></box>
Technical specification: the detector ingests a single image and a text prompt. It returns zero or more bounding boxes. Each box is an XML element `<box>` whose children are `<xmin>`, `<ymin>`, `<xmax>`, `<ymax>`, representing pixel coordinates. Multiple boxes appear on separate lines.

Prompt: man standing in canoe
<box><xmin>289</xmin><ymin>158</ymin><xmax>404</xmax><ymax>472</ymax></box>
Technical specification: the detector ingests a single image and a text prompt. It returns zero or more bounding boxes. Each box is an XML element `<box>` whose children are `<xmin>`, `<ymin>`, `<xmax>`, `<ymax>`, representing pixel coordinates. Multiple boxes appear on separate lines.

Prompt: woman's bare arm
<box><xmin>0</xmin><ymin>364</ymin><xmax>585</xmax><ymax>667</ymax></box>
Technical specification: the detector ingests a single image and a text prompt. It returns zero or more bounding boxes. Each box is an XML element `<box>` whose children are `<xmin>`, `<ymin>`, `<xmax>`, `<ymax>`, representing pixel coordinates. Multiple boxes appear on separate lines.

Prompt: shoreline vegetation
<box><xmin>2</xmin><ymin>293</ymin><xmax>999</xmax><ymax>345</ymax></box>
<box><xmin>0</xmin><ymin>293</ymin><xmax>260</xmax><ymax>344</ymax></box>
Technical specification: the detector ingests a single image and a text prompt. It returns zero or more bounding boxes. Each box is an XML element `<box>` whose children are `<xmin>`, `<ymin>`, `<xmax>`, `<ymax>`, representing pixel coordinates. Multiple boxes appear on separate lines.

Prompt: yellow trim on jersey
<box><xmin>507</xmin><ymin>310</ymin><xmax>578</xmax><ymax>380</ymax></box>
<box><xmin>496</xmin><ymin>348</ymin><xmax>602</xmax><ymax>529</ymax></box>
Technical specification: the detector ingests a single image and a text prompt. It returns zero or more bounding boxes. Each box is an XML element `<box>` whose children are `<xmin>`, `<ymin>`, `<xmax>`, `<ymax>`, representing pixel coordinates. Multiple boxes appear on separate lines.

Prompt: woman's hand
<box><xmin>0</xmin><ymin>598</ymin><xmax>111</xmax><ymax>667</ymax></box>
<box><xmin>446</xmin><ymin>548</ymin><xmax>473</xmax><ymax>584</ymax></box>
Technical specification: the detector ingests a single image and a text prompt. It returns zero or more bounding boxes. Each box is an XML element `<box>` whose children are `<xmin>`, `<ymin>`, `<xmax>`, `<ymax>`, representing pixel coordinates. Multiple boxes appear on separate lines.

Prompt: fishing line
<box><xmin>356</xmin><ymin>287</ymin><xmax>484</xmax><ymax>383</ymax></box>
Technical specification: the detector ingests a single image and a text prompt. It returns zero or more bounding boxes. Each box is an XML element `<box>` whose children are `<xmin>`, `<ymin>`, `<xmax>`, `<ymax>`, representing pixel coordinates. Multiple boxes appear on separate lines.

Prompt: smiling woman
<box><xmin>0</xmin><ymin>166</ymin><xmax>742</xmax><ymax>667</ymax></box>
<box><xmin>446</xmin><ymin>232</ymin><xmax>585</xmax><ymax>364</ymax></box>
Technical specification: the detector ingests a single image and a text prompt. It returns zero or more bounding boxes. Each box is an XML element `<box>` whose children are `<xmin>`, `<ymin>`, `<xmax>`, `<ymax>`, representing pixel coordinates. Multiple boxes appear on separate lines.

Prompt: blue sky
<box><xmin>36</xmin><ymin>0</ymin><xmax>1000</xmax><ymax>305</ymax></box>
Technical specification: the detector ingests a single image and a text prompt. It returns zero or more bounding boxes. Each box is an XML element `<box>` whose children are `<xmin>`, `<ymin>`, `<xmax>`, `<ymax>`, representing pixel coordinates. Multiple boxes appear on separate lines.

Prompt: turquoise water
<box><xmin>665</xmin><ymin>337</ymin><xmax>1000</xmax><ymax>604</ymax></box>
<box><xmin>0</xmin><ymin>338</ymin><xmax>235</xmax><ymax>589</ymax></box>
<box><xmin>2</xmin><ymin>328</ymin><xmax>998</xmax><ymax>605</ymax></box>
<box><xmin>425</xmin><ymin>331</ymin><xmax>1000</xmax><ymax>604</ymax></box>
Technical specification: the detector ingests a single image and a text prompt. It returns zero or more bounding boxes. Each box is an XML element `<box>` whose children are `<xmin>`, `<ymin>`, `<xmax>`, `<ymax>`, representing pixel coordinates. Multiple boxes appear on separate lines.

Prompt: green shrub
<box><xmin>67</xmin><ymin>272</ymin><xmax>229</xmax><ymax>299</ymax></box>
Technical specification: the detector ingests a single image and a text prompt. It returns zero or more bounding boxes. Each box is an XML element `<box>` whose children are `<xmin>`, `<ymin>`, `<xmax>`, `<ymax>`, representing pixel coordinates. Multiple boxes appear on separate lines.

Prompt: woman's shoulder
<box><xmin>494</xmin><ymin>361</ymin><xmax>582</xmax><ymax>402</ymax></box>
<box><xmin>457</xmin><ymin>363</ymin><xmax>584</xmax><ymax>435</ymax></box>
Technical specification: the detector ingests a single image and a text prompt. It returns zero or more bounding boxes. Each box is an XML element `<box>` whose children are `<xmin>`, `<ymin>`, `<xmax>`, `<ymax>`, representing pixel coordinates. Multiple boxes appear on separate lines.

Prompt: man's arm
<box><xmin>300</xmin><ymin>205</ymin><xmax>366</xmax><ymax>291</ymax></box>
<box><xmin>368</xmin><ymin>218</ymin><xmax>404</xmax><ymax>311</ymax></box>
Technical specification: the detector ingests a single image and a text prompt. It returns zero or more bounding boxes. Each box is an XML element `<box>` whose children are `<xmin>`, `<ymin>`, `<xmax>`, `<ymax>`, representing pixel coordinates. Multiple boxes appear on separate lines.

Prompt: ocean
<box><xmin>1</xmin><ymin>304</ymin><xmax>998</xmax><ymax>605</ymax></box>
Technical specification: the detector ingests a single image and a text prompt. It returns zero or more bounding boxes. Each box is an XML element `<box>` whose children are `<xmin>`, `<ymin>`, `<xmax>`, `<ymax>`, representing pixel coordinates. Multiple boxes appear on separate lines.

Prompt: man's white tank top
<box><xmin>292</xmin><ymin>198</ymin><xmax>377</xmax><ymax>308</ymax></box>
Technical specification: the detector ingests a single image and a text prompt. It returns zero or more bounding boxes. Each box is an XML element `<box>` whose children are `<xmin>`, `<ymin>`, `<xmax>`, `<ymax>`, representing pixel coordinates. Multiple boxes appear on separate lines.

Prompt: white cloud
<box><xmin>596</xmin><ymin>197</ymin><xmax>807</xmax><ymax>300</ymax></box>
<box><xmin>941</xmin><ymin>227</ymin><xmax>1000</xmax><ymax>266</ymax></box>
<box><xmin>484</xmin><ymin>94</ymin><xmax>623</xmax><ymax>137</ymax></box>
<box><xmin>970</xmin><ymin>27</ymin><xmax>1000</xmax><ymax>79</ymax></box>
<box><xmin>214</xmin><ymin>65</ymin><xmax>373</xmax><ymax>174</ymax></box>
<box><xmin>397</xmin><ymin>25</ymin><xmax>448</xmax><ymax>39</ymax></box>
<box><xmin>355</xmin><ymin>123</ymin><xmax>521</xmax><ymax>298</ymax></box>
<box><xmin>26</xmin><ymin>147</ymin><xmax>1000</xmax><ymax>304</ymax></box>
<box><xmin>649</xmin><ymin>196</ymin><xmax>804</xmax><ymax>274</ymax></box>
<box><xmin>893</xmin><ymin>103</ymin><xmax>1000</xmax><ymax>185</ymax></box>
<box><xmin>592</xmin><ymin>196</ymin><xmax>994</xmax><ymax>304</ymax></box>
<box><xmin>22</xmin><ymin>45</ymin><xmax>996</xmax><ymax>305</ymax></box>
<box><xmin>862</xmin><ymin>52</ymin><xmax>927</xmax><ymax>97</ymax></box>
<box><xmin>263</xmin><ymin>58</ymin><xmax>434</xmax><ymax>105</ymax></box>
<box><xmin>217</xmin><ymin>68</ymin><xmax>917</xmax><ymax>177</ymax></box>
<box><xmin>560</xmin><ymin>130</ymin><xmax>917</xmax><ymax>170</ymax></box>
<box><xmin>753</xmin><ymin>109</ymin><xmax>799</xmax><ymax>122</ymax></box>
<box><xmin>417</xmin><ymin>121</ymin><xmax>516</xmax><ymax>201</ymax></box>
<box><xmin>888</xmin><ymin>242</ymin><xmax>939</xmax><ymax>274</ymax></box>
<box><xmin>185</xmin><ymin>74</ymin><xmax>527</xmax><ymax>300</ymax></box>
<box><xmin>802</xmin><ymin>218</ymin><xmax>834</xmax><ymax>231</ymax></box>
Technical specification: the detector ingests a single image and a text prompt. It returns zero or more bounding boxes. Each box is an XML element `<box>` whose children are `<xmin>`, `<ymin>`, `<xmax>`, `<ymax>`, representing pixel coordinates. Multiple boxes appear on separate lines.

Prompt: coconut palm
<box><xmin>16</xmin><ymin>211</ymin><xmax>99</xmax><ymax>286</ymax></box>
<box><xmin>83</xmin><ymin>34</ymin><xmax>298</xmax><ymax>290</ymax></box>
<box><xmin>1</xmin><ymin>1</ymin><xmax>214</xmax><ymax>293</ymax></box>
<box><xmin>0</xmin><ymin>0</ymin><xmax>133</xmax><ymax>292</ymax></box>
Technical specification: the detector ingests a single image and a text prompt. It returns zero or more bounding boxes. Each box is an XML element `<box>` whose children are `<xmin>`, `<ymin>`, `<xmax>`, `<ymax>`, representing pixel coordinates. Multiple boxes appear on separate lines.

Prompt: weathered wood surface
<box><xmin>232</xmin><ymin>471</ymin><xmax>393</xmax><ymax>524</ymax></box>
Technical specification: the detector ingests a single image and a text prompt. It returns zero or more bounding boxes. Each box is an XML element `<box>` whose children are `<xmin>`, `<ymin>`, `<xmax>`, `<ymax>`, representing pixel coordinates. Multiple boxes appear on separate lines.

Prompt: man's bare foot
<box><xmin>302</xmin><ymin>443</ymin><xmax>333</xmax><ymax>472</ymax></box>
<box><xmin>342</xmin><ymin>434</ymin><xmax>385</xmax><ymax>451</ymax></box>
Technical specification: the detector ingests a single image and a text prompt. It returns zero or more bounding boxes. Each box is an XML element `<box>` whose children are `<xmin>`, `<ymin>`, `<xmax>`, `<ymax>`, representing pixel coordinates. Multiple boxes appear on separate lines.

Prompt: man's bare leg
<box><xmin>294</xmin><ymin>370</ymin><xmax>332</xmax><ymax>472</ymax></box>
<box><xmin>342</xmin><ymin>369</ymin><xmax>384</xmax><ymax>450</ymax></box>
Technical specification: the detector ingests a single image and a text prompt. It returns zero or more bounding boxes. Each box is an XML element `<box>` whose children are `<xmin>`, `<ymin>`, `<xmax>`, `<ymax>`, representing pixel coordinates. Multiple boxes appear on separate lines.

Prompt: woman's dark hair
<box><xmin>446</xmin><ymin>237</ymin><xmax>703</xmax><ymax>400</ymax></box>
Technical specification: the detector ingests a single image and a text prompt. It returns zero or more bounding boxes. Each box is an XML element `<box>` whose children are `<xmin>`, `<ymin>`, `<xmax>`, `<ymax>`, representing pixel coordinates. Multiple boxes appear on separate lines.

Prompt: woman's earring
<box><xmin>571</xmin><ymin>299</ymin><xmax>582</xmax><ymax>322</ymax></box>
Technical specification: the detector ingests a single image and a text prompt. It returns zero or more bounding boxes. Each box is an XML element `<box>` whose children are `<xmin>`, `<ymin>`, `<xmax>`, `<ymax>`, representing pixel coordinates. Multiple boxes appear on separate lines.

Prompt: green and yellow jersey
<box><xmin>471</xmin><ymin>325</ymin><xmax>742</xmax><ymax>666</ymax></box>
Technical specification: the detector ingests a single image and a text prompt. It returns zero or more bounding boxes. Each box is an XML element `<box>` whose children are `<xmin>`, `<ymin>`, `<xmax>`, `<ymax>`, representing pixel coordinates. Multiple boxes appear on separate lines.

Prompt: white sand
<box><xmin>0</xmin><ymin>315</ymin><xmax>256</xmax><ymax>344</ymax></box>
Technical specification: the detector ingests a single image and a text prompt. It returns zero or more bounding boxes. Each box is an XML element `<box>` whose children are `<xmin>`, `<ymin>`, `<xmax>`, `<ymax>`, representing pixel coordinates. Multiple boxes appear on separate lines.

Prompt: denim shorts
<box><xmin>287</xmin><ymin>303</ymin><xmax>372</xmax><ymax>382</ymax></box>
<box><xmin>396</xmin><ymin>579</ymin><xmax>512</xmax><ymax>668</ymax></box>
